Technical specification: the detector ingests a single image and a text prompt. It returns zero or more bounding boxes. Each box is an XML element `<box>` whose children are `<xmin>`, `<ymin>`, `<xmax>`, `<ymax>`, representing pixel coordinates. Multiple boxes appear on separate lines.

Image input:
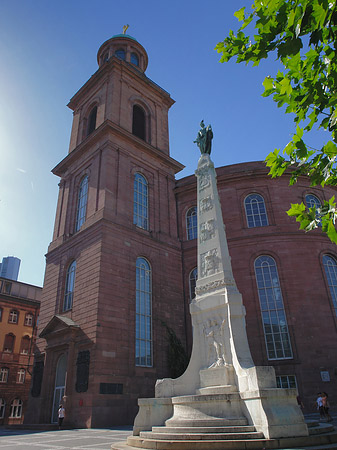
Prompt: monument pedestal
<box><xmin>128</xmin><ymin>153</ymin><xmax>310</xmax><ymax>447</ymax></box>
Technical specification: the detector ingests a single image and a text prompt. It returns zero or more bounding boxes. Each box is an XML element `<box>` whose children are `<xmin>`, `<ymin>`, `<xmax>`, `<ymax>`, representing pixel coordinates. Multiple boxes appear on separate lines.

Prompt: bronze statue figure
<box><xmin>194</xmin><ymin>120</ymin><xmax>213</xmax><ymax>155</ymax></box>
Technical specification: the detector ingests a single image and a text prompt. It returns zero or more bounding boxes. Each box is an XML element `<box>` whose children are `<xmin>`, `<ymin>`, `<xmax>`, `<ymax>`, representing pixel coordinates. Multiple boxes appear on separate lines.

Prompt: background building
<box><xmin>0</xmin><ymin>277</ymin><xmax>41</xmax><ymax>425</ymax></box>
<box><xmin>26</xmin><ymin>34</ymin><xmax>337</xmax><ymax>428</ymax></box>
<box><xmin>0</xmin><ymin>257</ymin><xmax>21</xmax><ymax>281</ymax></box>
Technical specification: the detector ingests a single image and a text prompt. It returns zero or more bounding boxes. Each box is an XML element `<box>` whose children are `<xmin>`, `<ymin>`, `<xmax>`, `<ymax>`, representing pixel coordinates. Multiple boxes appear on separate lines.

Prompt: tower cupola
<box><xmin>97</xmin><ymin>33</ymin><xmax>148</xmax><ymax>72</ymax></box>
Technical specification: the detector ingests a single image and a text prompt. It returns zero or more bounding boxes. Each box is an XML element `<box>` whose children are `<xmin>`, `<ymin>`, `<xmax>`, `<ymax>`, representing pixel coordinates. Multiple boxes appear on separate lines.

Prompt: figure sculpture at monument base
<box><xmin>117</xmin><ymin>136</ymin><xmax>337</xmax><ymax>450</ymax></box>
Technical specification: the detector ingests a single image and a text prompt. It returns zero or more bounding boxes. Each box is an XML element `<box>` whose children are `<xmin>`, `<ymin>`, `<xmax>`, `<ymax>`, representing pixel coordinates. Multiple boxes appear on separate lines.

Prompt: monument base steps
<box><xmin>120</xmin><ymin>422</ymin><xmax>337</xmax><ymax>450</ymax></box>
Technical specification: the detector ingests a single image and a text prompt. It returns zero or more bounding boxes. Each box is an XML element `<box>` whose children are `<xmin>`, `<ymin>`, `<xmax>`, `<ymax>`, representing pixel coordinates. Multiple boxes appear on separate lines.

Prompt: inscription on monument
<box><xmin>200</xmin><ymin>195</ymin><xmax>214</xmax><ymax>213</ymax></box>
<box><xmin>200</xmin><ymin>249</ymin><xmax>220</xmax><ymax>277</ymax></box>
<box><xmin>200</xmin><ymin>219</ymin><xmax>216</xmax><ymax>243</ymax></box>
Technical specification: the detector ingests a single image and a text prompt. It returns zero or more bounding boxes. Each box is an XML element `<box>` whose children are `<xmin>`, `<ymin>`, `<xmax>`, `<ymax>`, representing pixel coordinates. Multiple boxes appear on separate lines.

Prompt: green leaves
<box><xmin>217</xmin><ymin>0</ymin><xmax>337</xmax><ymax>243</ymax></box>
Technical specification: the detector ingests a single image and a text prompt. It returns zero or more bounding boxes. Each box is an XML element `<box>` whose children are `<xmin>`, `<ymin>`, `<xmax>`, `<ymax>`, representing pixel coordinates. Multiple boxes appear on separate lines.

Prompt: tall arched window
<box><xmin>189</xmin><ymin>267</ymin><xmax>198</xmax><ymax>301</ymax></box>
<box><xmin>186</xmin><ymin>206</ymin><xmax>197</xmax><ymax>240</ymax></box>
<box><xmin>254</xmin><ymin>256</ymin><xmax>292</xmax><ymax>360</ymax></box>
<box><xmin>87</xmin><ymin>106</ymin><xmax>97</xmax><ymax>136</ymax></box>
<box><xmin>132</xmin><ymin>105</ymin><xmax>146</xmax><ymax>140</ymax></box>
<box><xmin>323</xmin><ymin>254</ymin><xmax>337</xmax><ymax>316</ymax></box>
<box><xmin>244</xmin><ymin>194</ymin><xmax>269</xmax><ymax>228</ymax></box>
<box><xmin>75</xmin><ymin>176</ymin><xmax>89</xmax><ymax>232</ymax></box>
<box><xmin>134</xmin><ymin>173</ymin><xmax>148</xmax><ymax>230</ymax></box>
<box><xmin>3</xmin><ymin>334</ymin><xmax>15</xmax><ymax>353</ymax></box>
<box><xmin>63</xmin><ymin>261</ymin><xmax>76</xmax><ymax>312</ymax></box>
<box><xmin>306</xmin><ymin>193</ymin><xmax>322</xmax><ymax>226</ymax></box>
<box><xmin>9</xmin><ymin>398</ymin><xmax>23</xmax><ymax>418</ymax></box>
<box><xmin>20</xmin><ymin>336</ymin><xmax>30</xmax><ymax>355</ymax></box>
<box><xmin>135</xmin><ymin>257</ymin><xmax>152</xmax><ymax>367</ymax></box>
<box><xmin>0</xmin><ymin>398</ymin><xmax>5</xmax><ymax>418</ymax></box>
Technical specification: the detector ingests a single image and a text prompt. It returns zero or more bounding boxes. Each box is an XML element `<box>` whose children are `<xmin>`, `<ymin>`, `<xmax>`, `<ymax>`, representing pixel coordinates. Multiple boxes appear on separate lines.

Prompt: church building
<box><xmin>26</xmin><ymin>33</ymin><xmax>337</xmax><ymax>428</ymax></box>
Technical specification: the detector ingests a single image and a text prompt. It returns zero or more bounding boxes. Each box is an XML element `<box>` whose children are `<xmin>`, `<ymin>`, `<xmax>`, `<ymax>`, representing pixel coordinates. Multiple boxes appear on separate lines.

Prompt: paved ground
<box><xmin>0</xmin><ymin>414</ymin><xmax>335</xmax><ymax>450</ymax></box>
<box><xmin>0</xmin><ymin>427</ymin><xmax>132</xmax><ymax>450</ymax></box>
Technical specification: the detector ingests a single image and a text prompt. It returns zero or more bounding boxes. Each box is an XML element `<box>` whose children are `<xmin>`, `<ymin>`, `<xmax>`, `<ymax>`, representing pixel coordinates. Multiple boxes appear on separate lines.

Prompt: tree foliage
<box><xmin>216</xmin><ymin>0</ymin><xmax>337</xmax><ymax>243</ymax></box>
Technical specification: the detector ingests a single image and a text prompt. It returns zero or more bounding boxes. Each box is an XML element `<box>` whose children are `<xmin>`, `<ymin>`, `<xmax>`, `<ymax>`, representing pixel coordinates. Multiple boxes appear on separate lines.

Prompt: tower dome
<box><xmin>97</xmin><ymin>33</ymin><xmax>148</xmax><ymax>72</ymax></box>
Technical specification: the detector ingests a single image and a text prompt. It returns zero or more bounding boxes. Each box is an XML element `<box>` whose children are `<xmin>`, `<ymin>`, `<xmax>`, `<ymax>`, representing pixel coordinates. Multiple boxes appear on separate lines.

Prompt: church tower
<box><xmin>27</xmin><ymin>33</ymin><xmax>185</xmax><ymax>427</ymax></box>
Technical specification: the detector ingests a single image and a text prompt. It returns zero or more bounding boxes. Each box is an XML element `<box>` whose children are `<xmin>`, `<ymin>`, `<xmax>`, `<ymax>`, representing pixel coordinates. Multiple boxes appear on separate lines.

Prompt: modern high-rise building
<box><xmin>0</xmin><ymin>257</ymin><xmax>21</xmax><ymax>281</ymax></box>
<box><xmin>26</xmin><ymin>33</ymin><xmax>337</xmax><ymax>428</ymax></box>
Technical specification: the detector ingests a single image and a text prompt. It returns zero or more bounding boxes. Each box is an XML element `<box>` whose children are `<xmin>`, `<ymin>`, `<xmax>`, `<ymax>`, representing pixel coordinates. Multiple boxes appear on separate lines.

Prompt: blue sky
<box><xmin>0</xmin><ymin>0</ymin><xmax>323</xmax><ymax>286</ymax></box>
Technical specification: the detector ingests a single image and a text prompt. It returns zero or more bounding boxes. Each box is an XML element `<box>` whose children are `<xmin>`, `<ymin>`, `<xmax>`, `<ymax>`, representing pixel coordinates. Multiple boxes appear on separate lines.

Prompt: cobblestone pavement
<box><xmin>0</xmin><ymin>414</ymin><xmax>335</xmax><ymax>450</ymax></box>
<box><xmin>0</xmin><ymin>427</ymin><xmax>132</xmax><ymax>450</ymax></box>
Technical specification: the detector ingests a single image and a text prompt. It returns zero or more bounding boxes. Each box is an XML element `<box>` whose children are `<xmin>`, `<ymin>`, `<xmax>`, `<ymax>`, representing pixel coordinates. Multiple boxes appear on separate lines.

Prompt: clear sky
<box><xmin>0</xmin><ymin>0</ymin><xmax>323</xmax><ymax>286</ymax></box>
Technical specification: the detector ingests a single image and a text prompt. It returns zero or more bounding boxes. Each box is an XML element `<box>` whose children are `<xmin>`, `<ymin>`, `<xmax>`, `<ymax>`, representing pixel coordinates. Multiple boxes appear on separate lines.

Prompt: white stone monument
<box><xmin>130</xmin><ymin>126</ymin><xmax>308</xmax><ymax>444</ymax></box>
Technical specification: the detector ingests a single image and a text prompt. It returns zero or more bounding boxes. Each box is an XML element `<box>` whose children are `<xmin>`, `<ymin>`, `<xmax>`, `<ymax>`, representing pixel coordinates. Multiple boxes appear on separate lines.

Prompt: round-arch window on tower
<box><xmin>115</xmin><ymin>48</ymin><xmax>126</xmax><ymax>60</ymax></box>
<box><xmin>87</xmin><ymin>106</ymin><xmax>97</xmax><ymax>136</ymax></box>
<box><xmin>131</xmin><ymin>52</ymin><xmax>139</xmax><ymax>66</ymax></box>
<box><xmin>132</xmin><ymin>105</ymin><xmax>146</xmax><ymax>140</ymax></box>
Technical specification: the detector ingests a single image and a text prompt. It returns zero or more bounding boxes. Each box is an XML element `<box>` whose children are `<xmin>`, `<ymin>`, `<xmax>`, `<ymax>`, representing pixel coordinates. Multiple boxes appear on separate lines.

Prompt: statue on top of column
<box><xmin>194</xmin><ymin>120</ymin><xmax>213</xmax><ymax>155</ymax></box>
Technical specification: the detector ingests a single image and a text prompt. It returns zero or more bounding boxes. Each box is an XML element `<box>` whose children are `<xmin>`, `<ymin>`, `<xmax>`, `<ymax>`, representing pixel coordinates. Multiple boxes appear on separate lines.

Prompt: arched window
<box><xmin>8</xmin><ymin>310</ymin><xmax>19</xmax><ymax>324</ymax></box>
<box><xmin>0</xmin><ymin>398</ymin><xmax>5</xmax><ymax>418</ymax></box>
<box><xmin>115</xmin><ymin>48</ymin><xmax>126</xmax><ymax>60</ymax></box>
<box><xmin>323</xmin><ymin>254</ymin><xmax>337</xmax><ymax>316</ymax></box>
<box><xmin>131</xmin><ymin>52</ymin><xmax>139</xmax><ymax>66</ymax></box>
<box><xmin>87</xmin><ymin>106</ymin><xmax>97</xmax><ymax>136</ymax></box>
<box><xmin>63</xmin><ymin>261</ymin><xmax>76</xmax><ymax>312</ymax></box>
<box><xmin>9</xmin><ymin>399</ymin><xmax>22</xmax><ymax>418</ymax></box>
<box><xmin>17</xmin><ymin>368</ymin><xmax>26</xmax><ymax>384</ymax></box>
<box><xmin>306</xmin><ymin>193</ymin><xmax>322</xmax><ymax>226</ymax></box>
<box><xmin>254</xmin><ymin>256</ymin><xmax>292</xmax><ymax>360</ymax></box>
<box><xmin>3</xmin><ymin>334</ymin><xmax>15</xmax><ymax>353</ymax></box>
<box><xmin>189</xmin><ymin>267</ymin><xmax>198</xmax><ymax>301</ymax></box>
<box><xmin>20</xmin><ymin>336</ymin><xmax>30</xmax><ymax>355</ymax></box>
<box><xmin>75</xmin><ymin>176</ymin><xmax>89</xmax><ymax>232</ymax></box>
<box><xmin>135</xmin><ymin>257</ymin><xmax>152</xmax><ymax>367</ymax></box>
<box><xmin>186</xmin><ymin>206</ymin><xmax>197</xmax><ymax>240</ymax></box>
<box><xmin>244</xmin><ymin>194</ymin><xmax>269</xmax><ymax>228</ymax></box>
<box><xmin>132</xmin><ymin>105</ymin><xmax>146</xmax><ymax>140</ymax></box>
<box><xmin>133</xmin><ymin>173</ymin><xmax>148</xmax><ymax>230</ymax></box>
<box><xmin>24</xmin><ymin>313</ymin><xmax>33</xmax><ymax>327</ymax></box>
<box><xmin>0</xmin><ymin>367</ymin><xmax>9</xmax><ymax>383</ymax></box>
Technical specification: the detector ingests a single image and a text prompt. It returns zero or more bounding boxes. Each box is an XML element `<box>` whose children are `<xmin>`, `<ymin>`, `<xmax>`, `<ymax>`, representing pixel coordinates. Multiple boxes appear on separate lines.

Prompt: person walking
<box><xmin>58</xmin><ymin>404</ymin><xmax>65</xmax><ymax>429</ymax></box>
<box><xmin>322</xmin><ymin>392</ymin><xmax>332</xmax><ymax>422</ymax></box>
<box><xmin>317</xmin><ymin>393</ymin><xmax>324</xmax><ymax>420</ymax></box>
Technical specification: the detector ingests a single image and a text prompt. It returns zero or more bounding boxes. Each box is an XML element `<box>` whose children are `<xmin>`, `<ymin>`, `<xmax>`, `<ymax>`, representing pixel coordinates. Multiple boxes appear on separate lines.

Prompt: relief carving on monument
<box><xmin>200</xmin><ymin>219</ymin><xmax>216</xmax><ymax>243</ymax></box>
<box><xmin>198</xmin><ymin>171</ymin><xmax>211</xmax><ymax>191</ymax></box>
<box><xmin>199</xmin><ymin>195</ymin><xmax>214</xmax><ymax>213</ymax></box>
<box><xmin>200</xmin><ymin>249</ymin><xmax>220</xmax><ymax>277</ymax></box>
<box><xmin>203</xmin><ymin>318</ymin><xmax>230</xmax><ymax>368</ymax></box>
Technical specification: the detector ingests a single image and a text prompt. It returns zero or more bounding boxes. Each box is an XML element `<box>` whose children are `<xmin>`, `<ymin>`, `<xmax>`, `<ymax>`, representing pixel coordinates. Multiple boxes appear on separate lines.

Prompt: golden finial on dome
<box><xmin>122</xmin><ymin>24</ymin><xmax>129</xmax><ymax>34</ymax></box>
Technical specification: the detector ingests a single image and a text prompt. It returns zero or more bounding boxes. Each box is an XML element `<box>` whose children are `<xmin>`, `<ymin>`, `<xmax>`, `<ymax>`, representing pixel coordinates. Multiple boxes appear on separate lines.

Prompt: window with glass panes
<box><xmin>133</xmin><ymin>173</ymin><xmax>148</xmax><ymax>230</ymax></box>
<box><xmin>254</xmin><ymin>256</ymin><xmax>293</xmax><ymax>360</ymax></box>
<box><xmin>0</xmin><ymin>398</ymin><xmax>5</xmax><ymax>418</ymax></box>
<box><xmin>135</xmin><ymin>257</ymin><xmax>152</xmax><ymax>367</ymax></box>
<box><xmin>323</xmin><ymin>254</ymin><xmax>337</xmax><ymax>316</ymax></box>
<box><xmin>75</xmin><ymin>176</ymin><xmax>89</xmax><ymax>232</ymax></box>
<box><xmin>17</xmin><ymin>369</ymin><xmax>25</xmax><ymax>384</ymax></box>
<box><xmin>9</xmin><ymin>399</ymin><xmax>22</xmax><ymax>418</ymax></box>
<box><xmin>0</xmin><ymin>367</ymin><xmax>9</xmax><ymax>383</ymax></box>
<box><xmin>276</xmin><ymin>375</ymin><xmax>297</xmax><ymax>389</ymax></box>
<box><xmin>305</xmin><ymin>194</ymin><xmax>322</xmax><ymax>226</ymax></box>
<box><xmin>63</xmin><ymin>261</ymin><xmax>76</xmax><ymax>312</ymax></box>
<box><xmin>186</xmin><ymin>206</ymin><xmax>197</xmax><ymax>240</ymax></box>
<box><xmin>244</xmin><ymin>194</ymin><xmax>269</xmax><ymax>228</ymax></box>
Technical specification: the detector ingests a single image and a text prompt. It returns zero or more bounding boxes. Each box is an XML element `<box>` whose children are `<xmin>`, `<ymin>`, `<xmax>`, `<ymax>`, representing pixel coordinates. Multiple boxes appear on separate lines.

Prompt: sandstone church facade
<box><xmin>26</xmin><ymin>34</ymin><xmax>337</xmax><ymax>428</ymax></box>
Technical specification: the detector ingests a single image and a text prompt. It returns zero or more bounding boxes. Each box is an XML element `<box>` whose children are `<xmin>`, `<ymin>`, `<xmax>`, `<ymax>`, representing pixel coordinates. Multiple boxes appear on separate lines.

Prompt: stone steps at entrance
<box><xmin>164</xmin><ymin>417</ymin><xmax>248</xmax><ymax>427</ymax></box>
<box><xmin>126</xmin><ymin>421</ymin><xmax>337</xmax><ymax>450</ymax></box>
<box><xmin>140</xmin><ymin>431</ymin><xmax>265</xmax><ymax>440</ymax></box>
<box><xmin>152</xmin><ymin>425</ymin><xmax>257</xmax><ymax>433</ymax></box>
